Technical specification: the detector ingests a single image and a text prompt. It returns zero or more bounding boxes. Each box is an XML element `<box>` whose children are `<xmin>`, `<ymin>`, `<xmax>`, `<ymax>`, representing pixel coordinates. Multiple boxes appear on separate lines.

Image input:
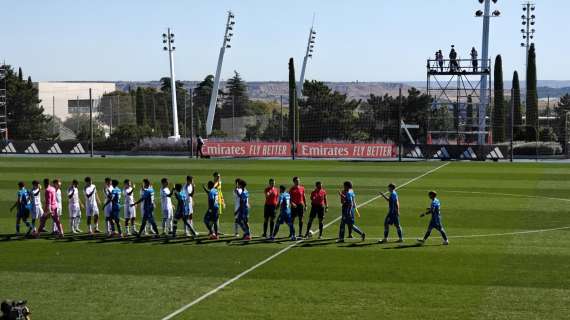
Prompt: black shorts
<box><xmin>264</xmin><ymin>204</ymin><xmax>277</xmax><ymax>219</ymax></box>
<box><xmin>291</xmin><ymin>204</ymin><xmax>305</xmax><ymax>219</ymax></box>
<box><xmin>309</xmin><ymin>205</ymin><xmax>325</xmax><ymax>220</ymax></box>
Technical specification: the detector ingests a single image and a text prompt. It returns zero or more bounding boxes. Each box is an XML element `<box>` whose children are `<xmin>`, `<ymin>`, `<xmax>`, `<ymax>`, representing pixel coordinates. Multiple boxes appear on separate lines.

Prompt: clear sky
<box><xmin>0</xmin><ymin>0</ymin><xmax>566</xmax><ymax>82</ymax></box>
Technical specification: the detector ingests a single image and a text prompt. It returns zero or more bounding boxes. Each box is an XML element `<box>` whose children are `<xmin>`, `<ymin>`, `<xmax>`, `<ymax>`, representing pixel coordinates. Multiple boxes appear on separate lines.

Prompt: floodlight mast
<box><xmin>476</xmin><ymin>0</ymin><xmax>499</xmax><ymax>145</ymax></box>
<box><xmin>163</xmin><ymin>28</ymin><xmax>180</xmax><ymax>140</ymax></box>
<box><xmin>206</xmin><ymin>11</ymin><xmax>235</xmax><ymax>136</ymax></box>
<box><xmin>297</xmin><ymin>23</ymin><xmax>316</xmax><ymax>98</ymax></box>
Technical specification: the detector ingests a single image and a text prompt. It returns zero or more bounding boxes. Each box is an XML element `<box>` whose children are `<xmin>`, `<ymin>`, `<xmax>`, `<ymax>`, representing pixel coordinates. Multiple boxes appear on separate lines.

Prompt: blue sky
<box><xmin>0</xmin><ymin>0</ymin><xmax>566</xmax><ymax>82</ymax></box>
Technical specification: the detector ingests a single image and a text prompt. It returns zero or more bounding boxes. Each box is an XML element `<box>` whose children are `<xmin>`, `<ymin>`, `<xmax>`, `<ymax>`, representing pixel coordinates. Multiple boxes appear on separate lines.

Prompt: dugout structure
<box><xmin>0</xmin><ymin>62</ymin><xmax>7</xmax><ymax>140</ymax></box>
<box><xmin>426</xmin><ymin>58</ymin><xmax>492</xmax><ymax>145</ymax></box>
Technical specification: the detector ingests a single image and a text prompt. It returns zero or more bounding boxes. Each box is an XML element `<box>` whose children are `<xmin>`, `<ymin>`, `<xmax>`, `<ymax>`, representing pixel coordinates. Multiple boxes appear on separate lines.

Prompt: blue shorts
<box><xmin>110</xmin><ymin>209</ymin><xmax>120</xmax><ymax>220</ymax></box>
<box><xmin>205</xmin><ymin>208</ymin><xmax>219</xmax><ymax>223</ymax></box>
<box><xmin>143</xmin><ymin>207</ymin><xmax>154</xmax><ymax>219</ymax></box>
<box><xmin>17</xmin><ymin>208</ymin><xmax>30</xmax><ymax>219</ymax></box>
<box><xmin>238</xmin><ymin>208</ymin><xmax>249</xmax><ymax>222</ymax></box>
<box><xmin>384</xmin><ymin>213</ymin><xmax>400</xmax><ymax>226</ymax></box>
<box><xmin>341</xmin><ymin>207</ymin><xmax>355</xmax><ymax>224</ymax></box>
<box><xmin>277</xmin><ymin>212</ymin><xmax>292</xmax><ymax>225</ymax></box>
<box><xmin>429</xmin><ymin>215</ymin><xmax>443</xmax><ymax>229</ymax></box>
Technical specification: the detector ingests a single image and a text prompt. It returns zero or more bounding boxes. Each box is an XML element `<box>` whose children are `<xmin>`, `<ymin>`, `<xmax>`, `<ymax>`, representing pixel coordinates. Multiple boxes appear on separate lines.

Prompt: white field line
<box><xmin>441</xmin><ymin>190</ymin><xmax>570</xmax><ymax>203</ymax></box>
<box><xmin>160</xmin><ymin>162</ymin><xmax>451</xmax><ymax>320</ymax></box>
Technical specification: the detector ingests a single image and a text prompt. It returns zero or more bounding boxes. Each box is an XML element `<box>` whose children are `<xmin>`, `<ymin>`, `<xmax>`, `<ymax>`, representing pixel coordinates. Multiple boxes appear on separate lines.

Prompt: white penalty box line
<box><xmin>161</xmin><ymin>162</ymin><xmax>451</xmax><ymax>320</ymax></box>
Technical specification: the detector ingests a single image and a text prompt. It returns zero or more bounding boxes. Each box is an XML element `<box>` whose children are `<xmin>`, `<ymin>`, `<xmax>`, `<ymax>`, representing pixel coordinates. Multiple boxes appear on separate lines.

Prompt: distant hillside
<box><xmin>116</xmin><ymin>81</ymin><xmax>413</xmax><ymax>104</ymax></box>
<box><xmin>115</xmin><ymin>80</ymin><xmax>570</xmax><ymax>103</ymax></box>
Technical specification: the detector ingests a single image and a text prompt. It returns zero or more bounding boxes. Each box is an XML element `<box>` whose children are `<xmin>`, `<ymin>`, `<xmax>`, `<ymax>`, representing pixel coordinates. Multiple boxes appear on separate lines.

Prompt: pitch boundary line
<box><xmin>441</xmin><ymin>190</ymin><xmax>570</xmax><ymax>203</ymax></box>
<box><xmin>160</xmin><ymin>162</ymin><xmax>451</xmax><ymax>320</ymax></box>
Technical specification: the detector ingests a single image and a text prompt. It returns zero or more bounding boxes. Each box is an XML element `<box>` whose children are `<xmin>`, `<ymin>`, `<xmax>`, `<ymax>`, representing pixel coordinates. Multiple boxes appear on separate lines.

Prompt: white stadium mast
<box><xmin>163</xmin><ymin>28</ymin><xmax>180</xmax><ymax>141</ymax></box>
<box><xmin>297</xmin><ymin>16</ymin><xmax>316</xmax><ymax>98</ymax></box>
<box><xmin>206</xmin><ymin>11</ymin><xmax>236</xmax><ymax>136</ymax></box>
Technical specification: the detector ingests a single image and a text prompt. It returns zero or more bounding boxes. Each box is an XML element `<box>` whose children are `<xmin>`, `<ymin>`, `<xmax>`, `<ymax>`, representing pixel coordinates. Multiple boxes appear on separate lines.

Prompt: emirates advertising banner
<box><xmin>202</xmin><ymin>141</ymin><xmax>396</xmax><ymax>159</ymax></box>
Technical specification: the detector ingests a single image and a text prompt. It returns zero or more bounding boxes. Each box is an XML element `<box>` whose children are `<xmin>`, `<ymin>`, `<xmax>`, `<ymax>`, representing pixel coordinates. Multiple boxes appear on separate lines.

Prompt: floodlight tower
<box><xmin>520</xmin><ymin>3</ymin><xmax>536</xmax><ymax>71</ymax></box>
<box><xmin>206</xmin><ymin>11</ymin><xmax>236</xmax><ymax>136</ymax></box>
<box><xmin>163</xmin><ymin>28</ymin><xmax>180</xmax><ymax>140</ymax></box>
<box><xmin>475</xmin><ymin>0</ymin><xmax>500</xmax><ymax>144</ymax></box>
<box><xmin>297</xmin><ymin>21</ymin><xmax>316</xmax><ymax>98</ymax></box>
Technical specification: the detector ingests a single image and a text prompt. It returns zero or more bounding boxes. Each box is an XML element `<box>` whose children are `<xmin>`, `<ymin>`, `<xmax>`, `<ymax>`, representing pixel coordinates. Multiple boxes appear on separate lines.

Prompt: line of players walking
<box><xmin>10</xmin><ymin>173</ymin><xmax>449</xmax><ymax>245</ymax></box>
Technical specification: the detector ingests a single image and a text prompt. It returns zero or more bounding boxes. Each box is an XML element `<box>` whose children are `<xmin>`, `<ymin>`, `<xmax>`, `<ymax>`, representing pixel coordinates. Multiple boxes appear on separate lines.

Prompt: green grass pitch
<box><xmin>1</xmin><ymin>157</ymin><xmax>569</xmax><ymax>319</ymax></box>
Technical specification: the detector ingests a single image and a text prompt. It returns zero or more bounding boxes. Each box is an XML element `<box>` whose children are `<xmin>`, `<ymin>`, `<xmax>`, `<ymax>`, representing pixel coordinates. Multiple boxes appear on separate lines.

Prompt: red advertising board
<box><xmin>202</xmin><ymin>141</ymin><xmax>396</xmax><ymax>159</ymax></box>
<box><xmin>297</xmin><ymin>142</ymin><xmax>396</xmax><ymax>158</ymax></box>
<box><xmin>203</xmin><ymin>142</ymin><xmax>291</xmax><ymax>158</ymax></box>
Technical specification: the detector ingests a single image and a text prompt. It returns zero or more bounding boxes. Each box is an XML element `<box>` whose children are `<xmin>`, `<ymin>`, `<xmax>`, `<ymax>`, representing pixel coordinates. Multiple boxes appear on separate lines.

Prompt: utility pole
<box><xmin>398</xmin><ymin>87</ymin><xmax>402</xmax><ymax>162</ymax></box>
<box><xmin>280</xmin><ymin>95</ymin><xmax>284</xmax><ymax>139</ymax></box>
<box><xmin>162</xmin><ymin>28</ymin><xmax>180</xmax><ymax>140</ymax></box>
<box><xmin>206</xmin><ymin>11</ymin><xmax>236</xmax><ymax>136</ymax></box>
<box><xmin>189</xmin><ymin>88</ymin><xmax>194</xmax><ymax>158</ymax></box>
<box><xmin>89</xmin><ymin>88</ymin><xmax>94</xmax><ymax>158</ymax></box>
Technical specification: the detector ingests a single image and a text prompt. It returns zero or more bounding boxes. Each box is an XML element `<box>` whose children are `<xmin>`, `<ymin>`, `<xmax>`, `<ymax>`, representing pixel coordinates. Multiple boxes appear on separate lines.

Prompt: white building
<box><xmin>36</xmin><ymin>82</ymin><xmax>116</xmax><ymax>121</ymax></box>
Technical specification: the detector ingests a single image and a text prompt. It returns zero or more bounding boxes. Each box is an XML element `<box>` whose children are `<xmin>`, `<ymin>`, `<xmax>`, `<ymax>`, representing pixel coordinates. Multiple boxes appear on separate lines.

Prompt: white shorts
<box><xmin>86</xmin><ymin>204</ymin><xmax>99</xmax><ymax>217</ymax></box>
<box><xmin>31</xmin><ymin>206</ymin><xmax>43</xmax><ymax>219</ymax></box>
<box><xmin>57</xmin><ymin>206</ymin><xmax>63</xmax><ymax>216</ymax></box>
<box><xmin>162</xmin><ymin>208</ymin><xmax>173</xmax><ymax>220</ymax></box>
<box><xmin>69</xmin><ymin>205</ymin><xmax>81</xmax><ymax>218</ymax></box>
<box><xmin>124</xmin><ymin>205</ymin><xmax>136</xmax><ymax>219</ymax></box>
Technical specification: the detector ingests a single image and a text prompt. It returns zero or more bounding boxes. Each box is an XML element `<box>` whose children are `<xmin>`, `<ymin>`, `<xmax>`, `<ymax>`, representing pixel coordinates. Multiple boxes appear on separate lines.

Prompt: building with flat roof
<box><xmin>36</xmin><ymin>82</ymin><xmax>116</xmax><ymax>121</ymax></box>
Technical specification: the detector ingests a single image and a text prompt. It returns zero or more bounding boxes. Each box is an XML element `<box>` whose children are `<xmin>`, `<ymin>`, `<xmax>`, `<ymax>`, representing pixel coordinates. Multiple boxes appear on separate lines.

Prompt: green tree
<box><xmin>192</xmin><ymin>75</ymin><xmax>215</xmax><ymax>135</ymax></box>
<box><xmin>512</xmin><ymin>71</ymin><xmax>523</xmax><ymax>139</ymax></box>
<box><xmin>63</xmin><ymin>114</ymin><xmax>105</xmax><ymax>141</ymax></box>
<box><xmin>288</xmin><ymin>58</ymin><xmax>297</xmax><ymax>143</ymax></box>
<box><xmin>493</xmin><ymin>55</ymin><xmax>505</xmax><ymax>142</ymax></box>
<box><xmin>221</xmin><ymin>71</ymin><xmax>249</xmax><ymax>119</ymax></box>
<box><xmin>261</xmin><ymin>110</ymin><xmax>288</xmax><ymax>141</ymax></box>
<box><xmin>298</xmin><ymin>80</ymin><xmax>360</xmax><ymax>141</ymax></box>
<box><xmin>97</xmin><ymin>91</ymin><xmax>136</xmax><ymax>133</ymax></box>
<box><xmin>5</xmin><ymin>66</ymin><xmax>54</xmax><ymax>140</ymax></box>
<box><xmin>526</xmin><ymin>44</ymin><xmax>538</xmax><ymax>139</ymax></box>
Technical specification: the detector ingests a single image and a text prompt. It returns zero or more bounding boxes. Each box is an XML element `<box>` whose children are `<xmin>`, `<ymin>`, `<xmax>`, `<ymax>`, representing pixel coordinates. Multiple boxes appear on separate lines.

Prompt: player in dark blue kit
<box><xmin>203</xmin><ymin>181</ymin><xmax>220</xmax><ymax>240</ymax></box>
<box><xmin>378</xmin><ymin>183</ymin><xmax>404</xmax><ymax>243</ymax></box>
<box><xmin>270</xmin><ymin>185</ymin><xmax>296</xmax><ymax>241</ymax></box>
<box><xmin>418</xmin><ymin>191</ymin><xmax>449</xmax><ymax>245</ymax></box>
<box><xmin>132</xmin><ymin>178</ymin><xmax>159</xmax><ymax>238</ymax></box>
<box><xmin>171</xmin><ymin>183</ymin><xmax>197</xmax><ymax>238</ymax></box>
<box><xmin>236</xmin><ymin>179</ymin><xmax>252</xmax><ymax>241</ymax></box>
<box><xmin>103</xmin><ymin>179</ymin><xmax>123</xmax><ymax>237</ymax></box>
<box><xmin>11</xmin><ymin>182</ymin><xmax>33</xmax><ymax>236</ymax></box>
<box><xmin>337</xmin><ymin>181</ymin><xmax>365</xmax><ymax>243</ymax></box>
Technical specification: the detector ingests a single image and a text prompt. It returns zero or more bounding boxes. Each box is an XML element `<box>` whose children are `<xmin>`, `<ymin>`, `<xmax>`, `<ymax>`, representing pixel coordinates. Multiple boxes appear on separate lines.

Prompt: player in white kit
<box><xmin>123</xmin><ymin>179</ymin><xmax>137</xmax><ymax>236</ymax></box>
<box><xmin>68</xmin><ymin>179</ymin><xmax>83</xmax><ymax>233</ymax></box>
<box><xmin>50</xmin><ymin>179</ymin><xmax>63</xmax><ymax>234</ymax></box>
<box><xmin>233</xmin><ymin>178</ymin><xmax>243</xmax><ymax>237</ymax></box>
<box><xmin>30</xmin><ymin>180</ymin><xmax>43</xmax><ymax>233</ymax></box>
<box><xmin>184</xmin><ymin>176</ymin><xmax>197</xmax><ymax>236</ymax></box>
<box><xmin>160</xmin><ymin>178</ymin><xmax>174</xmax><ymax>236</ymax></box>
<box><xmin>103</xmin><ymin>177</ymin><xmax>115</xmax><ymax>236</ymax></box>
<box><xmin>84</xmin><ymin>177</ymin><xmax>101</xmax><ymax>234</ymax></box>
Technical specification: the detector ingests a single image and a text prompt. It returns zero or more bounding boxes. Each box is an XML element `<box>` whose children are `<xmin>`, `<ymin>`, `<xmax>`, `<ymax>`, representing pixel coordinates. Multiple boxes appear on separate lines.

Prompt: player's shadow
<box><xmin>341</xmin><ymin>242</ymin><xmax>377</xmax><ymax>248</ymax></box>
<box><xmin>298</xmin><ymin>238</ymin><xmax>338</xmax><ymax>248</ymax></box>
<box><xmin>382</xmin><ymin>243</ymin><xmax>440</xmax><ymax>249</ymax></box>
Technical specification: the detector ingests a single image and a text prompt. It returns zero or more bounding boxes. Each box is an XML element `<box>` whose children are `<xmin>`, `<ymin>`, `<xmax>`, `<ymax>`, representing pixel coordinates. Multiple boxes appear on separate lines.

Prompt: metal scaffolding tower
<box><xmin>0</xmin><ymin>62</ymin><xmax>7</xmax><ymax>140</ymax></box>
<box><xmin>426</xmin><ymin>58</ymin><xmax>491</xmax><ymax>145</ymax></box>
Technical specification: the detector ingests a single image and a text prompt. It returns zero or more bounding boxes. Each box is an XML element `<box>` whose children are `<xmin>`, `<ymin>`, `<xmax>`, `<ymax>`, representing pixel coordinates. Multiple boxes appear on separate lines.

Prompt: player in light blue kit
<box><xmin>132</xmin><ymin>178</ymin><xmax>159</xmax><ymax>238</ymax></box>
<box><xmin>103</xmin><ymin>179</ymin><xmax>123</xmax><ymax>237</ymax></box>
<box><xmin>270</xmin><ymin>185</ymin><xmax>296</xmax><ymax>241</ymax></box>
<box><xmin>203</xmin><ymin>181</ymin><xmax>220</xmax><ymax>240</ymax></box>
<box><xmin>236</xmin><ymin>179</ymin><xmax>252</xmax><ymax>241</ymax></box>
<box><xmin>337</xmin><ymin>181</ymin><xmax>365</xmax><ymax>243</ymax></box>
<box><xmin>378</xmin><ymin>183</ymin><xmax>403</xmax><ymax>243</ymax></box>
<box><xmin>11</xmin><ymin>181</ymin><xmax>33</xmax><ymax>236</ymax></box>
<box><xmin>417</xmin><ymin>191</ymin><xmax>449</xmax><ymax>245</ymax></box>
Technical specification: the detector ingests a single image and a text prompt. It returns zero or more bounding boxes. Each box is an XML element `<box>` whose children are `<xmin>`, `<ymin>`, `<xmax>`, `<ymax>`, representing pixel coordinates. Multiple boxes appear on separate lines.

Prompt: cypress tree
<box><xmin>288</xmin><ymin>58</ymin><xmax>297</xmax><ymax>144</ymax></box>
<box><xmin>492</xmin><ymin>55</ymin><xmax>505</xmax><ymax>142</ymax></box>
<box><xmin>512</xmin><ymin>71</ymin><xmax>523</xmax><ymax>138</ymax></box>
<box><xmin>526</xmin><ymin>44</ymin><xmax>538</xmax><ymax>139</ymax></box>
